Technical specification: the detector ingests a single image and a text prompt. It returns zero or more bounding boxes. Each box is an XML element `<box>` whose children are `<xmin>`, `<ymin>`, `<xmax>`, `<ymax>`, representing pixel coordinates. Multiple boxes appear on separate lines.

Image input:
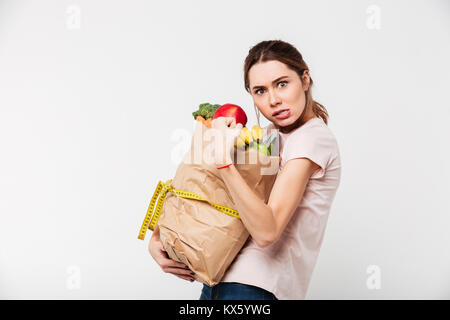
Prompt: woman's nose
<box><xmin>268</xmin><ymin>89</ymin><xmax>282</xmax><ymax>106</ymax></box>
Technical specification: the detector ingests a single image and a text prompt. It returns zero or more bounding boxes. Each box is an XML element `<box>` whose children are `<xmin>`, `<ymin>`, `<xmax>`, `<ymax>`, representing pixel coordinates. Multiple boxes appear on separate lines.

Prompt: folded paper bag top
<box><xmin>156</xmin><ymin>121</ymin><xmax>279</xmax><ymax>286</ymax></box>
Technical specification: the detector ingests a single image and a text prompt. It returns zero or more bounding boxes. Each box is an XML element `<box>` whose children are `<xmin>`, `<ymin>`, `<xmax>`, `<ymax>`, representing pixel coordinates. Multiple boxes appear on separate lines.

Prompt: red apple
<box><xmin>213</xmin><ymin>104</ymin><xmax>248</xmax><ymax>126</ymax></box>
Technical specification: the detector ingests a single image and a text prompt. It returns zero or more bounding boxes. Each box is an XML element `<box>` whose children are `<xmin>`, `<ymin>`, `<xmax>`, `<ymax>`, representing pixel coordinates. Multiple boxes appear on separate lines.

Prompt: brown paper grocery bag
<box><xmin>156</xmin><ymin>121</ymin><xmax>279</xmax><ymax>286</ymax></box>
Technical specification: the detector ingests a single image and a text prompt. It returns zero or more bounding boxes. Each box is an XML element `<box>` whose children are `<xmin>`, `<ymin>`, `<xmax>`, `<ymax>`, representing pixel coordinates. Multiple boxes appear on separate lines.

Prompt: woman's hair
<box><xmin>243</xmin><ymin>40</ymin><xmax>329</xmax><ymax>126</ymax></box>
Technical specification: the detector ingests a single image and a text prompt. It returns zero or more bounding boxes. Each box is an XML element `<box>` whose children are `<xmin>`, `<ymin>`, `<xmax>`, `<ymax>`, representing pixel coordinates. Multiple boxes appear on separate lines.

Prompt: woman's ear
<box><xmin>301</xmin><ymin>70</ymin><xmax>311</xmax><ymax>91</ymax></box>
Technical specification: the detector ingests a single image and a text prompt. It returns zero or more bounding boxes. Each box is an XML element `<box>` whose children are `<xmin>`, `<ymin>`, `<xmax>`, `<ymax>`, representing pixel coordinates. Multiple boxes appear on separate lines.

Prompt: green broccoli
<box><xmin>192</xmin><ymin>103</ymin><xmax>221</xmax><ymax>120</ymax></box>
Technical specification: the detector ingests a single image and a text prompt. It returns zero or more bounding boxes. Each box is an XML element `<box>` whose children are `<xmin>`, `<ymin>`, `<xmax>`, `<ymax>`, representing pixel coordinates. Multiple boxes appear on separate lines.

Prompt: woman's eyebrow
<box><xmin>252</xmin><ymin>76</ymin><xmax>289</xmax><ymax>91</ymax></box>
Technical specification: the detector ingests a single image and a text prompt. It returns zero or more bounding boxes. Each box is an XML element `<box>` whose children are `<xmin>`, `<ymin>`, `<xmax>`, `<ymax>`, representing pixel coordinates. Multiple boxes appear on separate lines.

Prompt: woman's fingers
<box><xmin>225</xmin><ymin>117</ymin><xmax>237</xmax><ymax>128</ymax></box>
<box><xmin>159</xmin><ymin>256</ymin><xmax>196</xmax><ymax>281</ymax></box>
<box><xmin>176</xmin><ymin>274</ymin><xmax>196</xmax><ymax>282</ymax></box>
<box><xmin>234</xmin><ymin>123</ymin><xmax>243</xmax><ymax>136</ymax></box>
<box><xmin>163</xmin><ymin>266</ymin><xmax>195</xmax><ymax>276</ymax></box>
<box><xmin>212</xmin><ymin>117</ymin><xmax>237</xmax><ymax>128</ymax></box>
<box><xmin>160</xmin><ymin>256</ymin><xmax>189</xmax><ymax>269</ymax></box>
<box><xmin>159</xmin><ymin>257</ymin><xmax>196</xmax><ymax>281</ymax></box>
<box><xmin>163</xmin><ymin>266</ymin><xmax>196</xmax><ymax>282</ymax></box>
<box><xmin>212</xmin><ymin>117</ymin><xmax>226</xmax><ymax>128</ymax></box>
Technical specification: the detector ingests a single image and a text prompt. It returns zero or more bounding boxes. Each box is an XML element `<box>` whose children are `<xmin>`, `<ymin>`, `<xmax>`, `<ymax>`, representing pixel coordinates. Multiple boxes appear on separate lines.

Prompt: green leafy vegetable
<box><xmin>192</xmin><ymin>103</ymin><xmax>221</xmax><ymax>120</ymax></box>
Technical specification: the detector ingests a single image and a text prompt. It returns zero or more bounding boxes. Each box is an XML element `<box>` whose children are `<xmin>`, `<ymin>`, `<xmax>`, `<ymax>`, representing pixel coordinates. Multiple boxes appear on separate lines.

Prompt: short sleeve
<box><xmin>283</xmin><ymin>125</ymin><xmax>335</xmax><ymax>179</ymax></box>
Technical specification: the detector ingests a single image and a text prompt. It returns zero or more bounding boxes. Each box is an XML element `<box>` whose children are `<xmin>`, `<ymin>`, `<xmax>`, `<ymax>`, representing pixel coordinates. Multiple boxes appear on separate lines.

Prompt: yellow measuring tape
<box><xmin>137</xmin><ymin>179</ymin><xmax>240</xmax><ymax>240</ymax></box>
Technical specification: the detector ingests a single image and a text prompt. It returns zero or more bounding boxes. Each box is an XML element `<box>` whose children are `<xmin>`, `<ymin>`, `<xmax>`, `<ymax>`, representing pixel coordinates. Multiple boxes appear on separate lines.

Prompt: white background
<box><xmin>0</xmin><ymin>0</ymin><xmax>449</xmax><ymax>299</ymax></box>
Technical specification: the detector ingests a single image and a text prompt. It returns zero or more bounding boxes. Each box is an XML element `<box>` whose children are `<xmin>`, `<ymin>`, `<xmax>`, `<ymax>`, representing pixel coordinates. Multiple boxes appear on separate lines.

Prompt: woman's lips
<box><xmin>272</xmin><ymin>109</ymin><xmax>287</xmax><ymax>116</ymax></box>
<box><xmin>273</xmin><ymin>109</ymin><xmax>290</xmax><ymax>119</ymax></box>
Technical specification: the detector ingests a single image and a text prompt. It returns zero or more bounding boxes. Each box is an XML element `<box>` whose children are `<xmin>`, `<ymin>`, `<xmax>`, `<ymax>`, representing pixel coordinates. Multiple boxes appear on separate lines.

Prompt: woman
<box><xmin>148</xmin><ymin>40</ymin><xmax>341</xmax><ymax>300</ymax></box>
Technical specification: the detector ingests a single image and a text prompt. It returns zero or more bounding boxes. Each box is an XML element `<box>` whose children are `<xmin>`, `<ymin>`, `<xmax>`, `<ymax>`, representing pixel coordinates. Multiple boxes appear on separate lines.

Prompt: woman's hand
<box><xmin>209</xmin><ymin>117</ymin><xmax>243</xmax><ymax>167</ymax></box>
<box><xmin>148</xmin><ymin>228</ymin><xmax>195</xmax><ymax>282</ymax></box>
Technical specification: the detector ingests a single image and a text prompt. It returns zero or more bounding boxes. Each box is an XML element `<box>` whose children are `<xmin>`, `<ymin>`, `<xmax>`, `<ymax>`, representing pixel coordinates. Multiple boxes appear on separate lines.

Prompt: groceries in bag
<box><xmin>138</xmin><ymin>102</ymin><xmax>280</xmax><ymax>285</ymax></box>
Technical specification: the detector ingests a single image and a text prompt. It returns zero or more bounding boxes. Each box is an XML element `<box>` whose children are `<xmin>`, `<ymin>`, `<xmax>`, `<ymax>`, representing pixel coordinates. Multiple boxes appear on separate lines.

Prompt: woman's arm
<box><xmin>210</xmin><ymin>116</ymin><xmax>319</xmax><ymax>247</ymax></box>
<box><xmin>219</xmin><ymin>157</ymin><xmax>319</xmax><ymax>247</ymax></box>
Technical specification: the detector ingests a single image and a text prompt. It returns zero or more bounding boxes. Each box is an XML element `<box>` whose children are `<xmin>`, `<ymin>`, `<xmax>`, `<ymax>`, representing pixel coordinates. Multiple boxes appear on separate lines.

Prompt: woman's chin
<box><xmin>273</xmin><ymin>113</ymin><xmax>304</xmax><ymax>132</ymax></box>
<box><xmin>274</xmin><ymin>117</ymin><xmax>293</xmax><ymax>127</ymax></box>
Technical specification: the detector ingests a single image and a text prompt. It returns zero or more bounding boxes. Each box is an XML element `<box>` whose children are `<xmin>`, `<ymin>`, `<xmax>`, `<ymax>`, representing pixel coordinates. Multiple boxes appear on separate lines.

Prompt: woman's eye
<box><xmin>278</xmin><ymin>81</ymin><xmax>287</xmax><ymax>88</ymax></box>
<box><xmin>254</xmin><ymin>81</ymin><xmax>286</xmax><ymax>95</ymax></box>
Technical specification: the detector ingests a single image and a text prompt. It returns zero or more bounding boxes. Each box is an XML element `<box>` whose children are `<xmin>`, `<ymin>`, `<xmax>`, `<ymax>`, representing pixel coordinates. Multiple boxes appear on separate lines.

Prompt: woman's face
<box><xmin>248</xmin><ymin>60</ymin><xmax>310</xmax><ymax>127</ymax></box>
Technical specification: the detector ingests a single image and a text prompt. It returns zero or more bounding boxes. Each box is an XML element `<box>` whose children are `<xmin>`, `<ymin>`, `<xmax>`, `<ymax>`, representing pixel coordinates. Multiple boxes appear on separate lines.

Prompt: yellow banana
<box><xmin>251</xmin><ymin>125</ymin><xmax>263</xmax><ymax>142</ymax></box>
<box><xmin>235</xmin><ymin>136</ymin><xmax>246</xmax><ymax>149</ymax></box>
<box><xmin>240</xmin><ymin>127</ymin><xmax>253</xmax><ymax>145</ymax></box>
